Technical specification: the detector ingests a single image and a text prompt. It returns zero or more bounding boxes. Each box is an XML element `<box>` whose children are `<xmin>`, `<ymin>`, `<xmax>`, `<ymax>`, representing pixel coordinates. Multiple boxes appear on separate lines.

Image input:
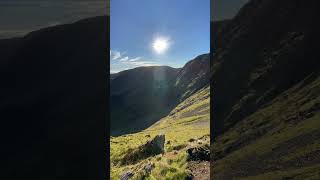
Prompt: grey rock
<box><xmin>122</xmin><ymin>135</ymin><xmax>165</xmax><ymax>165</ymax></box>
<box><xmin>141</xmin><ymin>134</ymin><xmax>165</xmax><ymax>155</ymax></box>
<box><xmin>143</xmin><ymin>163</ymin><xmax>154</xmax><ymax>174</ymax></box>
<box><xmin>119</xmin><ymin>171</ymin><xmax>134</xmax><ymax>180</ymax></box>
<box><xmin>186</xmin><ymin>145</ymin><xmax>210</xmax><ymax>161</ymax></box>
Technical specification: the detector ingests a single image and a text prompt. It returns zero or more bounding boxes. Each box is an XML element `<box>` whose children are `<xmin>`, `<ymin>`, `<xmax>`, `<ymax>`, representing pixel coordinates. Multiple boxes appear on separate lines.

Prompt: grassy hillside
<box><xmin>210</xmin><ymin>0</ymin><xmax>320</xmax><ymax>179</ymax></box>
<box><xmin>111</xmin><ymin>86</ymin><xmax>210</xmax><ymax>179</ymax></box>
<box><xmin>212</xmin><ymin>73</ymin><xmax>320</xmax><ymax>179</ymax></box>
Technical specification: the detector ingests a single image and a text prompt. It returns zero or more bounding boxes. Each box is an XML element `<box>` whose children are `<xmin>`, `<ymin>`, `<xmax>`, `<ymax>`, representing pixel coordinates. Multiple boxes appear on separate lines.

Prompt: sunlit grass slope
<box><xmin>111</xmin><ymin>86</ymin><xmax>210</xmax><ymax>179</ymax></box>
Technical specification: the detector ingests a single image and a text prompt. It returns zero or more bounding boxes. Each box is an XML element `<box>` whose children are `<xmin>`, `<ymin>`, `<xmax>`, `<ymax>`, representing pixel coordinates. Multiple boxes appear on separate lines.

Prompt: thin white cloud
<box><xmin>119</xmin><ymin>56</ymin><xmax>129</xmax><ymax>62</ymax></box>
<box><xmin>130</xmin><ymin>61</ymin><xmax>160</xmax><ymax>66</ymax></box>
<box><xmin>110</xmin><ymin>50</ymin><xmax>121</xmax><ymax>60</ymax></box>
<box><xmin>129</xmin><ymin>57</ymin><xmax>142</xmax><ymax>62</ymax></box>
<box><xmin>110</xmin><ymin>50</ymin><xmax>161</xmax><ymax>72</ymax></box>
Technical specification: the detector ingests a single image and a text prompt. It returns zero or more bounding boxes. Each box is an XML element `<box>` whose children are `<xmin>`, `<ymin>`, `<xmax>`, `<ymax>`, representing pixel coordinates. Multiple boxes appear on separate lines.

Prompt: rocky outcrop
<box><xmin>122</xmin><ymin>135</ymin><xmax>165</xmax><ymax>165</ymax></box>
<box><xmin>174</xmin><ymin>54</ymin><xmax>210</xmax><ymax>101</ymax></box>
<box><xmin>140</xmin><ymin>134</ymin><xmax>165</xmax><ymax>156</ymax></box>
<box><xmin>186</xmin><ymin>144</ymin><xmax>210</xmax><ymax>161</ymax></box>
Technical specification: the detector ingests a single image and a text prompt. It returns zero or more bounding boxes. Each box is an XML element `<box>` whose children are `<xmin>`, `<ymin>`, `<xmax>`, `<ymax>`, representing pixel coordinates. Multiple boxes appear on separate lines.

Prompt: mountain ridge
<box><xmin>110</xmin><ymin>53</ymin><xmax>210</xmax><ymax>136</ymax></box>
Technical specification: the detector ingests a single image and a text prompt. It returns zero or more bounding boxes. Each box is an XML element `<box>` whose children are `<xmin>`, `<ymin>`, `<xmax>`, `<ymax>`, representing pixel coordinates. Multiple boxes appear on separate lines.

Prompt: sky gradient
<box><xmin>0</xmin><ymin>0</ymin><xmax>249</xmax><ymax>73</ymax></box>
<box><xmin>0</xmin><ymin>0</ymin><xmax>249</xmax><ymax>38</ymax></box>
<box><xmin>0</xmin><ymin>0</ymin><xmax>108</xmax><ymax>39</ymax></box>
<box><xmin>110</xmin><ymin>0</ymin><xmax>210</xmax><ymax>73</ymax></box>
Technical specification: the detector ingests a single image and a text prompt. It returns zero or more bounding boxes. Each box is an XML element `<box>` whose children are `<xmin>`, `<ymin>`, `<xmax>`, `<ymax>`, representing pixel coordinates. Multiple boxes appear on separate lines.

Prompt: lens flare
<box><xmin>152</xmin><ymin>37</ymin><xmax>169</xmax><ymax>54</ymax></box>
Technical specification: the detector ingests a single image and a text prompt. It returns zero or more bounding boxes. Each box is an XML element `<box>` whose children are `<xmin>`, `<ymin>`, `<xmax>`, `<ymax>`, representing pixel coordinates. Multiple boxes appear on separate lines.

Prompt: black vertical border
<box><xmin>210</xmin><ymin>0</ymin><xmax>214</xmax><ymax>179</ymax></box>
<box><xmin>106</xmin><ymin>11</ymin><xmax>111</xmax><ymax>180</ymax></box>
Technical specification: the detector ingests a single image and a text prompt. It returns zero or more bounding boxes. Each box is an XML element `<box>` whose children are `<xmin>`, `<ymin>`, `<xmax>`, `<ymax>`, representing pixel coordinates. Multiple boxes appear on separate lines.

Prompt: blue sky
<box><xmin>110</xmin><ymin>0</ymin><xmax>210</xmax><ymax>73</ymax></box>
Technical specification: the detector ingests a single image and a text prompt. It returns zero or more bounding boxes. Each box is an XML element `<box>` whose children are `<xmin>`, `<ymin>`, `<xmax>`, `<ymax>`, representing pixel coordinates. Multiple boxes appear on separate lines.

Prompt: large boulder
<box><xmin>122</xmin><ymin>135</ymin><xmax>165</xmax><ymax>164</ymax></box>
<box><xmin>141</xmin><ymin>134</ymin><xmax>165</xmax><ymax>155</ymax></box>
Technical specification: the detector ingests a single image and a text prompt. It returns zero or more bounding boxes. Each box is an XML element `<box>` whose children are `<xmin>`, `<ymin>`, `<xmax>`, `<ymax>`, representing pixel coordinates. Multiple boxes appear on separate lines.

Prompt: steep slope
<box><xmin>110</xmin><ymin>66</ymin><xmax>180</xmax><ymax>136</ymax></box>
<box><xmin>111</xmin><ymin>86</ymin><xmax>210</xmax><ymax>179</ymax></box>
<box><xmin>174</xmin><ymin>54</ymin><xmax>210</xmax><ymax>101</ymax></box>
<box><xmin>110</xmin><ymin>54</ymin><xmax>210</xmax><ymax>136</ymax></box>
<box><xmin>0</xmin><ymin>16</ymin><xmax>108</xmax><ymax>179</ymax></box>
<box><xmin>110</xmin><ymin>53</ymin><xmax>210</xmax><ymax>179</ymax></box>
<box><xmin>211</xmin><ymin>0</ymin><xmax>320</xmax><ymax>179</ymax></box>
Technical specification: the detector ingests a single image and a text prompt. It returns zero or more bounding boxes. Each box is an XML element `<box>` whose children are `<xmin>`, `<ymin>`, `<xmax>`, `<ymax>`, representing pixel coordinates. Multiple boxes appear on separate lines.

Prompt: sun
<box><xmin>152</xmin><ymin>37</ymin><xmax>169</xmax><ymax>54</ymax></box>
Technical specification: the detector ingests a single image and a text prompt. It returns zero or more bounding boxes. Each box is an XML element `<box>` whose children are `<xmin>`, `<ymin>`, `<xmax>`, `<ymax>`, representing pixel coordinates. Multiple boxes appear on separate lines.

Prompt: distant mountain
<box><xmin>174</xmin><ymin>54</ymin><xmax>210</xmax><ymax>101</ymax></box>
<box><xmin>211</xmin><ymin>0</ymin><xmax>320</xmax><ymax>178</ymax></box>
<box><xmin>0</xmin><ymin>16</ymin><xmax>108</xmax><ymax>179</ymax></box>
<box><xmin>110</xmin><ymin>54</ymin><xmax>210</xmax><ymax>136</ymax></box>
<box><xmin>110</xmin><ymin>66</ymin><xmax>180</xmax><ymax>135</ymax></box>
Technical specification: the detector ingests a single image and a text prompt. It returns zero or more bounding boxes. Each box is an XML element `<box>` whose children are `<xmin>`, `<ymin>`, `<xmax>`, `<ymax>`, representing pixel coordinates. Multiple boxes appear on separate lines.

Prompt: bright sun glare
<box><xmin>152</xmin><ymin>37</ymin><xmax>169</xmax><ymax>54</ymax></box>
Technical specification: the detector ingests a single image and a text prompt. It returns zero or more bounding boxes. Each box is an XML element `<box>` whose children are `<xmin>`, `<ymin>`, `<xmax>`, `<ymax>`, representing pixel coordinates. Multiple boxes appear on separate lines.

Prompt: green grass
<box><xmin>240</xmin><ymin>164</ymin><xmax>320</xmax><ymax>180</ymax></box>
<box><xmin>212</xmin><ymin>76</ymin><xmax>320</xmax><ymax>178</ymax></box>
<box><xmin>110</xmin><ymin>87</ymin><xmax>210</xmax><ymax>179</ymax></box>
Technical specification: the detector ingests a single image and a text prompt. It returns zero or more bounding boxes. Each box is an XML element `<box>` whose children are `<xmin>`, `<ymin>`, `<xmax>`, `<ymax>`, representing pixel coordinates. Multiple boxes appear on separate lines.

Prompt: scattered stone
<box><xmin>145</xmin><ymin>134</ymin><xmax>151</xmax><ymax>138</ymax></box>
<box><xmin>167</xmin><ymin>140</ymin><xmax>171</xmax><ymax>144</ymax></box>
<box><xmin>119</xmin><ymin>171</ymin><xmax>134</xmax><ymax>180</ymax></box>
<box><xmin>143</xmin><ymin>163</ymin><xmax>154</xmax><ymax>174</ymax></box>
<box><xmin>186</xmin><ymin>161</ymin><xmax>210</xmax><ymax>180</ymax></box>
<box><xmin>186</xmin><ymin>145</ymin><xmax>210</xmax><ymax>161</ymax></box>
<box><xmin>185</xmin><ymin>170</ymin><xmax>194</xmax><ymax>180</ymax></box>
<box><xmin>189</xmin><ymin>138</ymin><xmax>195</xmax><ymax>142</ymax></box>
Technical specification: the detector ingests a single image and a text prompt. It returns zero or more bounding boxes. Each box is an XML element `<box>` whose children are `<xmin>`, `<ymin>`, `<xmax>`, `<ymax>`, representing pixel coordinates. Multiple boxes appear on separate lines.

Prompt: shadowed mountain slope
<box><xmin>110</xmin><ymin>66</ymin><xmax>180</xmax><ymax>135</ymax></box>
<box><xmin>0</xmin><ymin>16</ymin><xmax>108</xmax><ymax>179</ymax></box>
<box><xmin>110</xmin><ymin>54</ymin><xmax>210</xmax><ymax>136</ymax></box>
<box><xmin>211</xmin><ymin>0</ymin><xmax>320</xmax><ymax>179</ymax></box>
<box><xmin>174</xmin><ymin>54</ymin><xmax>210</xmax><ymax>101</ymax></box>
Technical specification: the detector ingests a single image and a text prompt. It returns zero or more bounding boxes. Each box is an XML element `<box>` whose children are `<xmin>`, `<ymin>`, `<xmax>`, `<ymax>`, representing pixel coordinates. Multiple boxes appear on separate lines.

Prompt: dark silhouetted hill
<box><xmin>0</xmin><ymin>16</ymin><xmax>108</xmax><ymax>179</ymax></box>
<box><xmin>110</xmin><ymin>66</ymin><xmax>179</xmax><ymax>135</ymax></box>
